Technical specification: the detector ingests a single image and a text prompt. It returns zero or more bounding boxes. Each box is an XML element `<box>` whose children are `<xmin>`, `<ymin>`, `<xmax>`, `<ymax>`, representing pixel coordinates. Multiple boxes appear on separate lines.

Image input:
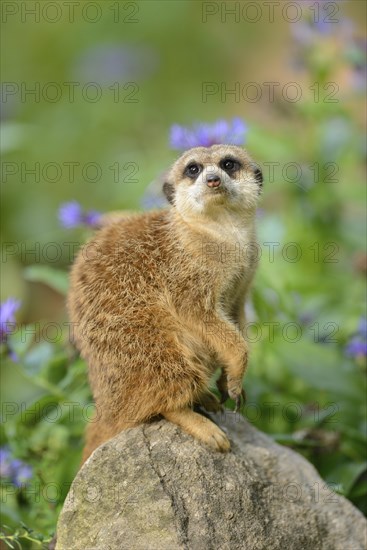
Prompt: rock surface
<box><xmin>56</xmin><ymin>411</ymin><xmax>367</xmax><ymax>550</ymax></box>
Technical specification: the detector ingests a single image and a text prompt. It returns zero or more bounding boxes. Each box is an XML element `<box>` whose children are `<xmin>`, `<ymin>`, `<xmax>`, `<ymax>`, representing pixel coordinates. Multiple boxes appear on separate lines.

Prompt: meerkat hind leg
<box><xmin>163</xmin><ymin>408</ymin><xmax>230</xmax><ymax>452</ymax></box>
<box><xmin>197</xmin><ymin>390</ymin><xmax>223</xmax><ymax>413</ymax></box>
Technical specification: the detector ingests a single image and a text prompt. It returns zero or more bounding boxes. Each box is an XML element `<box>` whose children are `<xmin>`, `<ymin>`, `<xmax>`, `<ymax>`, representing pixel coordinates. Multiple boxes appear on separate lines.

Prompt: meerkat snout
<box><xmin>206</xmin><ymin>174</ymin><xmax>221</xmax><ymax>188</ymax></box>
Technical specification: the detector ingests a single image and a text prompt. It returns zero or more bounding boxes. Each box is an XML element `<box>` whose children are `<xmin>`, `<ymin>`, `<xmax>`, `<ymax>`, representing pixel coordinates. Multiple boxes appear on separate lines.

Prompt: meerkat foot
<box><xmin>197</xmin><ymin>391</ymin><xmax>223</xmax><ymax>413</ymax></box>
<box><xmin>162</xmin><ymin>408</ymin><xmax>230</xmax><ymax>452</ymax></box>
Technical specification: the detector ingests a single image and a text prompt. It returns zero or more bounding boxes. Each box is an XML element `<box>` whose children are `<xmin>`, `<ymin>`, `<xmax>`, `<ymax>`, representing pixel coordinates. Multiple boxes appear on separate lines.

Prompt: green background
<box><xmin>1</xmin><ymin>1</ymin><xmax>366</xmax><ymax>546</ymax></box>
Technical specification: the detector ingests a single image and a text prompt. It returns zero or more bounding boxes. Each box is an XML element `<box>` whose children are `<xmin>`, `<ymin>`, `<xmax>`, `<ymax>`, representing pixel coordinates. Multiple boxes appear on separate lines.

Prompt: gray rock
<box><xmin>56</xmin><ymin>412</ymin><xmax>367</xmax><ymax>550</ymax></box>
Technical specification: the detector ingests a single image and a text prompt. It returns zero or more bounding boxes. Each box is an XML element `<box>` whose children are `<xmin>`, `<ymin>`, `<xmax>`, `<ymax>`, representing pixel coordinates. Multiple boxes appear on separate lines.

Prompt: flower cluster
<box><xmin>291</xmin><ymin>0</ymin><xmax>343</xmax><ymax>46</ymax></box>
<box><xmin>0</xmin><ymin>447</ymin><xmax>32</xmax><ymax>487</ymax></box>
<box><xmin>170</xmin><ymin>118</ymin><xmax>247</xmax><ymax>151</ymax></box>
<box><xmin>345</xmin><ymin>318</ymin><xmax>367</xmax><ymax>359</ymax></box>
<box><xmin>345</xmin><ymin>37</ymin><xmax>367</xmax><ymax>91</ymax></box>
<box><xmin>0</xmin><ymin>298</ymin><xmax>21</xmax><ymax>343</ymax></box>
<box><xmin>58</xmin><ymin>201</ymin><xmax>101</xmax><ymax>229</ymax></box>
<box><xmin>140</xmin><ymin>118</ymin><xmax>248</xmax><ymax>209</ymax></box>
<box><xmin>73</xmin><ymin>44</ymin><xmax>159</xmax><ymax>85</ymax></box>
<box><xmin>290</xmin><ymin>0</ymin><xmax>366</xmax><ymax>90</ymax></box>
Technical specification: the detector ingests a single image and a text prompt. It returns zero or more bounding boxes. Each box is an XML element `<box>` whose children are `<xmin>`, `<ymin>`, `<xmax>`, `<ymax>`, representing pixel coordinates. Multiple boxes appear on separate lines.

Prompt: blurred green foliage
<box><xmin>1</xmin><ymin>0</ymin><xmax>366</xmax><ymax>546</ymax></box>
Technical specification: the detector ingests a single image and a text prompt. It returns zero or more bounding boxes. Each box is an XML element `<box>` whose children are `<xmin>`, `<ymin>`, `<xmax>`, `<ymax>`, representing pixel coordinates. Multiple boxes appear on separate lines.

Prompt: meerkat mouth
<box><xmin>206</xmin><ymin>184</ymin><xmax>227</xmax><ymax>193</ymax></box>
<box><xmin>205</xmin><ymin>187</ymin><xmax>228</xmax><ymax>198</ymax></box>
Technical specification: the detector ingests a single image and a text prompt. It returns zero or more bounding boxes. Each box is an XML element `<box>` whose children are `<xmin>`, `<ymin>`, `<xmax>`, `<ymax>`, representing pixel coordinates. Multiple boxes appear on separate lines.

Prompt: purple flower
<box><xmin>140</xmin><ymin>192</ymin><xmax>167</xmax><ymax>210</ymax></box>
<box><xmin>140</xmin><ymin>171</ymin><xmax>171</xmax><ymax>210</ymax></box>
<box><xmin>84</xmin><ymin>210</ymin><xmax>102</xmax><ymax>227</ymax></box>
<box><xmin>10</xmin><ymin>460</ymin><xmax>33</xmax><ymax>487</ymax></box>
<box><xmin>0</xmin><ymin>298</ymin><xmax>21</xmax><ymax>342</ymax></box>
<box><xmin>58</xmin><ymin>201</ymin><xmax>102</xmax><ymax>229</ymax></box>
<box><xmin>58</xmin><ymin>201</ymin><xmax>82</xmax><ymax>228</ymax></box>
<box><xmin>346</xmin><ymin>340</ymin><xmax>367</xmax><ymax>357</ymax></box>
<box><xmin>345</xmin><ymin>38</ymin><xmax>367</xmax><ymax>91</ymax></box>
<box><xmin>345</xmin><ymin>317</ymin><xmax>367</xmax><ymax>358</ymax></box>
<box><xmin>358</xmin><ymin>317</ymin><xmax>367</xmax><ymax>335</ymax></box>
<box><xmin>0</xmin><ymin>447</ymin><xmax>32</xmax><ymax>486</ymax></box>
<box><xmin>290</xmin><ymin>1</ymin><xmax>355</xmax><ymax>62</ymax></box>
<box><xmin>170</xmin><ymin>118</ymin><xmax>247</xmax><ymax>151</ymax></box>
<box><xmin>72</xmin><ymin>44</ymin><xmax>159</xmax><ymax>85</ymax></box>
<box><xmin>0</xmin><ymin>448</ymin><xmax>12</xmax><ymax>478</ymax></box>
<box><xmin>291</xmin><ymin>18</ymin><xmax>333</xmax><ymax>47</ymax></box>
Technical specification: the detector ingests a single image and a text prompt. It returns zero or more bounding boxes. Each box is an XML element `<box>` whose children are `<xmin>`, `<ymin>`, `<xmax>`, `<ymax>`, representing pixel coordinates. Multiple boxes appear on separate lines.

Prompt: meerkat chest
<box><xmin>203</xmin><ymin>223</ymin><xmax>256</xmax><ymax>276</ymax></box>
<box><xmin>175</xmin><ymin>215</ymin><xmax>257</xmax><ymax>317</ymax></box>
<box><xmin>210</xmin><ymin>225</ymin><xmax>257</xmax><ymax>318</ymax></box>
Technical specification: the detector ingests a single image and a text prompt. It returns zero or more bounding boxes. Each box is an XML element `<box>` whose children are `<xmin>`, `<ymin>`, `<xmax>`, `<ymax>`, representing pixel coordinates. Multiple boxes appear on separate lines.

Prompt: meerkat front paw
<box><xmin>197</xmin><ymin>391</ymin><xmax>223</xmax><ymax>413</ymax></box>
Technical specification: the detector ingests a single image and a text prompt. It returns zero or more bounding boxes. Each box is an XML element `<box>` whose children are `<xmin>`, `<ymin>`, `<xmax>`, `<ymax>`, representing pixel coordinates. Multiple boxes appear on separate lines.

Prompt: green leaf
<box><xmin>276</xmin><ymin>339</ymin><xmax>365</xmax><ymax>399</ymax></box>
<box><xmin>23</xmin><ymin>266</ymin><xmax>69</xmax><ymax>295</ymax></box>
<box><xmin>18</xmin><ymin>343</ymin><xmax>66</xmax><ymax>397</ymax></box>
<box><xmin>14</xmin><ymin>395</ymin><xmax>63</xmax><ymax>427</ymax></box>
<box><xmin>326</xmin><ymin>462</ymin><xmax>367</xmax><ymax>496</ymax></box>
<box><xmin>348</xmin><ymin>479</ymin><xmax>367</xmax><ymax>499</ymax></box>
<box><xmin>43</xmin><ymin>354</ymin><xmax>68</xmax><ymax>385</ymax></box>
<box><xmin>0</xmin><ymin>502</ymin><xmax>21</xmax><ymax>524</ymax></box>
<box><xmin>22</xmin><ymin>343</ymin><xmax>54</xmax><ymax>377</ymax></box>
<box><xmin>7</xmin><ymin>326</ymin><xmax>35</xmax><ymax>358</ymax></box>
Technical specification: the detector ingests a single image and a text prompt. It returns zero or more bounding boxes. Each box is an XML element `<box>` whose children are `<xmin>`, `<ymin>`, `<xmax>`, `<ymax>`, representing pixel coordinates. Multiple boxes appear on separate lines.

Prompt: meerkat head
<box><xmin>163</xmin><ymin>145</ymin><xmax>262</xmax><ymax>221</ymax></box>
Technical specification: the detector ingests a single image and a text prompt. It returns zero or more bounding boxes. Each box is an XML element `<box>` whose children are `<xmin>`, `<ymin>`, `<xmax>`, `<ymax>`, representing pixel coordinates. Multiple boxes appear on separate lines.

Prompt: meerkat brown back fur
<box><xmin>68</xmin><ymin>144</ymin><xmax>263</xmax><ymax>462</ymax></box>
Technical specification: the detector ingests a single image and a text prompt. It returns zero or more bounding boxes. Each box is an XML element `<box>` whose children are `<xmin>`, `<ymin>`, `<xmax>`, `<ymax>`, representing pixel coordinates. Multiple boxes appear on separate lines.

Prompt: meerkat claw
<box><xmin>233</xmin><ymin>389</ymin><xmax>246</xmax><ymax>413</ymax></box>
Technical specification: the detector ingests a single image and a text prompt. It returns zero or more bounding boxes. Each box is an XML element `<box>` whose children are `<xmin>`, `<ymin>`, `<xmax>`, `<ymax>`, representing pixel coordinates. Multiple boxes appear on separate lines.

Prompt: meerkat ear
<box><xmin>163</xmin><ymin>181</ymin><xmax>175</xmax><ymax>205</ymax></box>
<box><xmin>253</xmin><ymin>166</ymin><xmax>263</xmax><ymax>185</ymax></box>
<box><xmin>252</xmin><ymin>165</ymin><xmax>263</xmax><ymax>192</ymax></box>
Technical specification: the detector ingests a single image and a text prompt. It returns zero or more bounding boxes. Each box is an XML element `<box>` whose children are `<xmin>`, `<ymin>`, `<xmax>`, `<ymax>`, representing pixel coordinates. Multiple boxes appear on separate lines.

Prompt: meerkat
<box><xmin>68</xmin><ymin>144</ymin><xmax>263</xmax><ymax>462</ymax></box>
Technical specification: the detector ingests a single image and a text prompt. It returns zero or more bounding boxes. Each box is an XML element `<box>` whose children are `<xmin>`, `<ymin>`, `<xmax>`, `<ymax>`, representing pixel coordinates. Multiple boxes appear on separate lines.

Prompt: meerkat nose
<box><xmin>206</xmin><ymin>175</ymin><xmax>221</xmax><ymax>188</ymax></box>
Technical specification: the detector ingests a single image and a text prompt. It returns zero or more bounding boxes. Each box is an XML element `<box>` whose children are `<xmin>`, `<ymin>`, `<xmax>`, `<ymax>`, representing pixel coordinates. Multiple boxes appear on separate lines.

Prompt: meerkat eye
<box><xmin>220</xmin><ymin>158</ymin><xmax>241</xmax><ymax>173</ymax></box>
<box><xmin>184</xmin><ymin>163</ymin><xmax>202</xmax><ymax>179</ymax></box>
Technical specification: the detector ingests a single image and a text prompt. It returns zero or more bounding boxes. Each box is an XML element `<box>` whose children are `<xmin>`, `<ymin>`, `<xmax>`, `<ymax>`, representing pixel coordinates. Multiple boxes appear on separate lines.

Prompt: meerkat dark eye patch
<box><xmin>184</xmin><ymin>162</ymin><xmax>203</xmax><ymax>179</ymax></box>
<box><xmin>219</xmin><ymin>157</ymin><xmax>241</xmax><ymax>174</ymax></box>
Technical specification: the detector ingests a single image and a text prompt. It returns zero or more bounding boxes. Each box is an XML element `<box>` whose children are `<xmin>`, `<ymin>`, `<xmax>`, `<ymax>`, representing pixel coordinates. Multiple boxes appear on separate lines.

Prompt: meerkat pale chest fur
<box><xmin>68</xmin><ymin>144</ymin><xmax>263</xmax><ymax>461</ymax></box>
